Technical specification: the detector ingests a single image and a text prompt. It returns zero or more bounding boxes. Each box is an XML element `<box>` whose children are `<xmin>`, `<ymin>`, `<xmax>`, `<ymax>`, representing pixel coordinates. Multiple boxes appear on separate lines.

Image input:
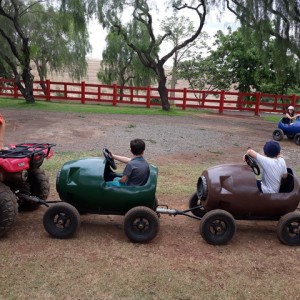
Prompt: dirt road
<box><xmin>3</xmin><ymin>108</ymin><xmax>299</xmax><ymax>166</ymax></box>
<box><xmin>1</xmin><ymin>108</ymin><xmax>300</xmax><ymax>299</ymax></box>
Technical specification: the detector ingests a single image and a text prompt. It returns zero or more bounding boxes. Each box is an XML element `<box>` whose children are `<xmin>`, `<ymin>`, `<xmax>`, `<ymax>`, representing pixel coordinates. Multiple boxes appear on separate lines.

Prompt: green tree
<box><xmin>0</xmin><ymin>0</ymin><xmax>36</xmax><ymax>103</ymax></box>
<box><xmin>223</xmin><ymin>0</ymin><xmax>300</xmax><ymax>59</ymax></box>
<box><xmin>0</xmin><ymin>1</ymin><xmax>90</xmax><ymax>102</ymax></box>
<box><xmin>209</xmin><ymin>29</ymin><xmax>260</xmax><ymax>93</ymax></box>
<box><xmin>98</xmin><ymin>23</ymin><xmax>156</xmax><ymax>89</ymax></box>
<box><xmin>177</xmin><ymin>54</ymin><xmax>231</xmax><ymax>93</ymax></box>
<box><xmin>96</xmin><ymin>0</ymin><xmax>208</xmax><ymax>111</ymax></box>
<box><xmin>177</xmin><ymin>27</ymin><xmax>300</xmax><ymax>101</ymax></box>
<box><xmin>29</xmin><ymin>3</ymin><xmax>90</xmax><ymax>94</ymax></box>
<box><xmin>160</xmin><ymin>14</ymin><xmax>210</xmax><ymax>99</ymax></box>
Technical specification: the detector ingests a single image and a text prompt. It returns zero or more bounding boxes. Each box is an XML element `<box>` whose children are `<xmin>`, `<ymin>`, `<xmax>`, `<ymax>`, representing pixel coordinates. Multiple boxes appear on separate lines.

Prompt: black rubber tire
<box><xmin>277</xmin><ymin>211</ymin><xmax>300</xmax><ymax>246</ymax></box>
<box><xmin>43</xmin><ymin>202</ymin><xmax>80</xmax><ymax>239</ymax></box>
<box><xmin>124</xmin><ymin>206</ymin><xmax>159</xmax><ymax>243</ymax></box>
<box><xmin>294</xmin><ymin>133</ymin><xmax>300</xmax><ymax>146</ymax></box>
<box><xmin>0</xmin><ymin>182</ymin><xmax>18</xmax><ymax>237</ymax></box>
<box><xmin>18</xmin><ymin>168</ymin><xmax>50</xmax><ymax>211</ymax></box>
<box><xmin>200</xmin><ymin>209</ymin><xmax>236</xmax><ymax>245</ymax></box>
<box><xmin>273</xmin><ymin>129</ymin><xmax>284</xmax><ymax>141</ymax></box>
<box><xmin>188</xmin><ymin>192</ymin><xmax>207</xmax><ymax>218</ymax></box>
<box><xmin>197</xmin><ymin>176</ymin><xmax>208</xmax><ymax>200</ymax></box>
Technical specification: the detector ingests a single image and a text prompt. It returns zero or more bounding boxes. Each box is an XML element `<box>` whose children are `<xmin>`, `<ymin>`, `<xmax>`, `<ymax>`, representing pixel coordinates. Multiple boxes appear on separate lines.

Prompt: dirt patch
<box><xmin>1</xmin><ymin>108</ymin><xmax>300</xmax><ymax>299</ymax></box>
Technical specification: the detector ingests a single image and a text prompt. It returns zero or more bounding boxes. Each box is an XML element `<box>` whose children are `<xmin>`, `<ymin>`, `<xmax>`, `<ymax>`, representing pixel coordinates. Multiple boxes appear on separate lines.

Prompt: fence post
<box><xmin>130</xmin><ymin>86</ymin><xmax>134</xmax><ymax>103</ymax></box>
<box><xmin>98</xmin><ymin>85</ymin><xmax>101</xmax><ymax>102</ymax></box>
<box><xmin>81</xmin><ymin>81</ymin><xmax>86</xmax><ymax>104</ymax></box>
<box><xmin>63</xmin><ymin>83</ymin><xmax>67</xmax><ymax>99</ymax></box>
<box><xmin>219</xmin><ymin>90</ymin><xmax>225</xmax><ymax>114</ymax></box>
<box><xmin>46</xmin><ymin>80</ymin><xmax>50</xmax><ymax>101</ymax></box>
<box><xmin>182</xmin><ymin>88</ymin><xmax>187</xmax><ymax>110</ymax></box>
<box><xmin>146</xmin><ymin>86</ymin><xmax>151</xmax><ymax>108</ymax></box>
<box><xmin>291</xmin><ymin>94</ymin><xmax>296</xmax><ymax>108</ymax></box>
<box><xmin>273</xmin><ymin>95</ymin><xmax>278</xmax><ymax>112</ymax></box>
<box><xmin>201</xmin><ymin>91</ymin><xmax>206</xmax><ymax>107</ymax></box>
<box><xmin>14</xmin><ymin>82</ymin><xmax>18</xmax><ymax>99</ymax></box>
<box><xmin>254</xmin><ymin>92</ymin><xmax>261</xmax><ymax>116</ymax></box>
<box><xmin>112</xmin><ymin>84</ymin><xmax>117</xmax><ymax>106</ymax></box>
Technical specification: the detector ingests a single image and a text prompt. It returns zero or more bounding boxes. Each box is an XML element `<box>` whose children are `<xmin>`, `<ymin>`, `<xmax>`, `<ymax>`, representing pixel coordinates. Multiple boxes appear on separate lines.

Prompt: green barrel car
<box><xmin>43</xmin><ymin>149</ymin><xmax>159</xmax><ymax>243</ymax></box>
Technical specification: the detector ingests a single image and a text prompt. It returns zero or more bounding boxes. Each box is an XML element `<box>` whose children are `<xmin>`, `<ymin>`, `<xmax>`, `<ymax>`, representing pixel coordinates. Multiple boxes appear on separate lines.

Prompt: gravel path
<box><xmin>2</xmin><ymin>108</ymin><xmax>299</xmax><ymax>166</ymax></box>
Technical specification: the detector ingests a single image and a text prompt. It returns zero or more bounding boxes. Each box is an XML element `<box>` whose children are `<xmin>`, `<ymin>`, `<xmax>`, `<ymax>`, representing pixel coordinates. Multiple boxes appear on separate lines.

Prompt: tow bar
<box><xmin>156</xmin><ymin>205</ymin><xmax>202</xmax><ymax>220</ymax></box>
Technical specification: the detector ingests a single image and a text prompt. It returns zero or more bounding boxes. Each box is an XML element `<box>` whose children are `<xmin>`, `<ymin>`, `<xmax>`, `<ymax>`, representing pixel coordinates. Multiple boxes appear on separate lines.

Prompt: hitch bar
<box><xmin>156</xmin><ymin>205</ymin><xmax>202</xmax><ymax>221</ymax></box>
<box><xmin>17</xmin><ymin>193</ymin><xmax>50</xmax><ymax>207</ymax></box>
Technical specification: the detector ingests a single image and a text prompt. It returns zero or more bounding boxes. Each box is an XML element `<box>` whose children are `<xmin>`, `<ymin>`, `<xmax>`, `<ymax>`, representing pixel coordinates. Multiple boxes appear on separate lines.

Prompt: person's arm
<box><xmin>281</xmin><ymin>158</ymin><xmax>288</xmax><ymax>179</ymax></box>
<box><xmin>119</xmin><ymin>175</ymin><xmax>128</xmax><ymax>183</ymax></box>
<box><xmin>286</xmin><ymin>113</ymin><xmax>297</xmax><ymax>120</ymax></box>
<box><xmin>245</xmin><ymin>148</ymin><xmax>258</xmax><ymax>159</ymax></box>
<box><xmin>111</xmin><ymin>153</ymin><xmax>131</xmax><ymax>163</ymax></box>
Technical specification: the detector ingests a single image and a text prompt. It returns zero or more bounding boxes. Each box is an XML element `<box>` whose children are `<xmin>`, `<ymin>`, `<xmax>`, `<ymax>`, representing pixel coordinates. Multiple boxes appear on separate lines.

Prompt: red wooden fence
<box><xmin>0</xmin><ymin>78</ymin><xmax>299</xmax><ymax>115</ymax></box>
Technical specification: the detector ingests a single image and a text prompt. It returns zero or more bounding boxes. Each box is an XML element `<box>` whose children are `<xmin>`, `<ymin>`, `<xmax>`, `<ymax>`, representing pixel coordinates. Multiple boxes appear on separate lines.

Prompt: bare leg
<box><xmin>0</xmin><ymin>114</ymin><xmax>6</xmax><ymax>149</ymax></box>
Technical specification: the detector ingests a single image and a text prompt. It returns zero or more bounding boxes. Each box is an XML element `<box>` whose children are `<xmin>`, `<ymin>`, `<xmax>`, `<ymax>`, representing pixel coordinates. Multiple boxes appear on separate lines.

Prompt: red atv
<box><xmin>0</xmin><ymin>143</ymin><xmax>55</xmax><ymax>237</ymax></box>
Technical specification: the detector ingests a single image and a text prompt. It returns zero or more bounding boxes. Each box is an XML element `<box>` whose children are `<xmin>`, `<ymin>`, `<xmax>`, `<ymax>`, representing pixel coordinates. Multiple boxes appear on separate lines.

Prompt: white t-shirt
<box><xmin>256</xmin><ymin>153</ymin><xmax>287</xmax><ymax>193</ymax></box>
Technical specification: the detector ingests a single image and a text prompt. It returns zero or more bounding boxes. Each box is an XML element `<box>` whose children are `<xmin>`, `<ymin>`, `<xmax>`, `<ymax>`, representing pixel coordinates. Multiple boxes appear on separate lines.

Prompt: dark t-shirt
<box><xmin>123</xmin><ymin>157</ymin><xmax>150</xmax><ymax>186</ymax></box>
<box><xmin>286</xmin><ymin>110</ymin><xmax>294</xmax><ymax>124</ymax></box>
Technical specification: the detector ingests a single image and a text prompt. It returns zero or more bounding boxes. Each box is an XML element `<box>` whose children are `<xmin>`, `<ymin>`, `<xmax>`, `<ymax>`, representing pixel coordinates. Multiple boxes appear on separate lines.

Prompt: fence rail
<box><xmin>0</xmin><ymin>78</ymin><xmax>299</xmax><ymax>115</ymax></box>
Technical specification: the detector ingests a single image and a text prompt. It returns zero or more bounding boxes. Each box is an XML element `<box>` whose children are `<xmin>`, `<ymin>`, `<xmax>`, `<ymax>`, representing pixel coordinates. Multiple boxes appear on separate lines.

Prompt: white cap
<box><xmin>288</xmin><ymin>106</ymin><xmax>294</xmax><ymax>110</ymax></box>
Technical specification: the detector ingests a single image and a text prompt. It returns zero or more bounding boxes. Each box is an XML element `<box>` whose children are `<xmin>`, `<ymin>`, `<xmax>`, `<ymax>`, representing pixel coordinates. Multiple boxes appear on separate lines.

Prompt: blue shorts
<box><xmin>257</xmin><ymin>180</ymin><xmax>262</xmax><ymax>192</ymax></box>
<box><xmin>106</xmin><ymin>177</ymin><xmax>125</xmax><ymax>187</ymax></box>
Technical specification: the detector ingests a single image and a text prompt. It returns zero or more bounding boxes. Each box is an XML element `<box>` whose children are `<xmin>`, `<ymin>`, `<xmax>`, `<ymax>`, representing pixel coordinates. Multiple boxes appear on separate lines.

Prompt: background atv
<box><xmin>273</xmin><ymin>117</ymin><xmax>300</xmax><ymax>145</ymax></box>
<box><xmin>0</xmin><ymin>143</ymin><xmax>55</xmax><ymax>237</ymax></box>
<box><xmin>188</xmin><ymin>155</ymin><xmax>300</xmax><ymax>246</ymax></box>
<box><xmin>43</xmin><ymin>149</ymin><xmax>159</xmax><ymax>243</ymax></box>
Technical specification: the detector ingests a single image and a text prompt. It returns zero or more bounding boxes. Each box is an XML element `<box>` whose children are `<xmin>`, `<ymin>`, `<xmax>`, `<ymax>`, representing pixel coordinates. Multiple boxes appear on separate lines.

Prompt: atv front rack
<box><xmin>0</xmin><ymin>143</ymin><xmax>56</xmax><ymax>158</ymax></box>
<box><xmin>0</xmin><ymin>143</ymin><xmax>56</xmax><ymax>169</ymax></box>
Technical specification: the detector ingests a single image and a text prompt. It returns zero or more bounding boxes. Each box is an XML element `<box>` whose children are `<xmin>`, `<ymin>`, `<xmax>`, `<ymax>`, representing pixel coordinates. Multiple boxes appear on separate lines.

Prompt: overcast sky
<box><xmin>87</xmin><ymin>8</ymin><xmax>238</xmax><ymax>60</ymax></box>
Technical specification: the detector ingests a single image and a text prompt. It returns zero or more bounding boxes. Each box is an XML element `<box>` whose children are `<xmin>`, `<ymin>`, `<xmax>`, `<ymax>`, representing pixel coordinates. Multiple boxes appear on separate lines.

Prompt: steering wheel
<box><xmin>244</xmin><ymin>154</ymin><xmax>260</xmax><ymax>176</ymax></box>
<box><xmin>102</xmin><ymin>148</ymin><xmax>117</xmax><ymax>170</ymax></box>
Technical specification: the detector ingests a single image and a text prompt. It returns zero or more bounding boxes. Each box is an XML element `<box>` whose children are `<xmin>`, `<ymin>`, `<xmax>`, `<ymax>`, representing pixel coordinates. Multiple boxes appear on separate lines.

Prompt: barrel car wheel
<box><xmin>200</xmin><ymin>209</ymin><xmax>236</xmax><ymax>245</ymax></box>
<box><xmin>273</xmin><ymin>129</ymin><xmax>284</xmax><ymax>141</ymax></box>
<box><xmin>124</xmin><ymin>206</ymin><xmax>159</xmax><ymax>243</ymax></box>
<box><xmin>277</xmin><ymin>211</ymin><xmax>300</xmax><ymax>246</ymax></box>
<box><xmin>43</xmin><ymin>202</ymin><xmax>81</xmax><ymax>239</ymax></box>
<box><xmin>188</xmin><ymin>192</ymin><xmax>207</xmax><ymax>218</ymax></box>
<box><xmin>294</xmin><ymin>133</ymin><xmax>300</xmax><ymax>146</ymax></box>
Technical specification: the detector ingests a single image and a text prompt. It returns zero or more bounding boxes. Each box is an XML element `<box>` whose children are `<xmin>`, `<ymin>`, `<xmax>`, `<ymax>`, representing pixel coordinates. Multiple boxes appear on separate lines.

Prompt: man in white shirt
<box><xmin>246</xmin><ymin>141</ymin><xmax>287</xmax><ymax>193</ymax></box>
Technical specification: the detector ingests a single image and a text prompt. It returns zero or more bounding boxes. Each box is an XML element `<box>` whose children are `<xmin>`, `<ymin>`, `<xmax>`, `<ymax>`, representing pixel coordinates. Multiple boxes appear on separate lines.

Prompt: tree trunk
<box><xmin>156</xmin><ymin>66</ymin><xmax>170</xmax><ymax>111</ymax></box>
<box><xmin>169</xmin><ymin>51</ymin><xmax>179</xmax><ymax>105</ymax></box>
<box><xmin>36</xmin><ymin>62</ymin><xmax>47</xmax><ymax>95</ymax></box>
<box><xmin>16</xmin><ymin>81</ymin><xmax>35</xmax><ymax>103</ymax></box>
<box><xmin>16</xmin><ymin>68</ymin><xmax>35</xmax><ymax>103</ymax></box>
<box><xmin>21</xmin><ymin>36</ymin><xmax>35</xmax><ymax>103</ymax></box>
<box><xmin>119</xmin><ymin>86</ymin><xmax>124</xmax><ymax>101</ymax></box>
